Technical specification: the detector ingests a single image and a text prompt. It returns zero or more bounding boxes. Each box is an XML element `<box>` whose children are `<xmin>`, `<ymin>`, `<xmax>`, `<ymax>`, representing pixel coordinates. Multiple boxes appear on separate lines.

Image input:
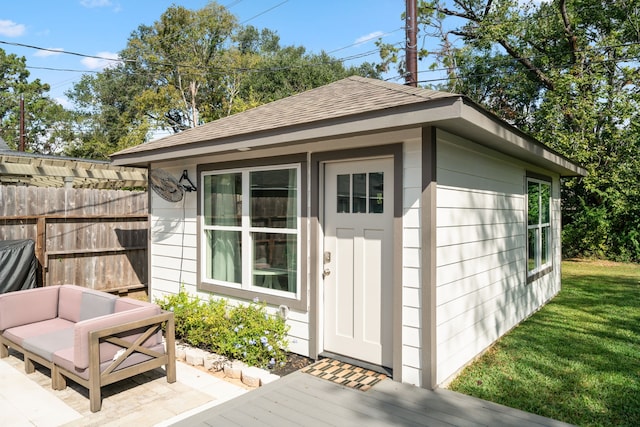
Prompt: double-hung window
<box><xmin>527</xmin><ymin>177</ymin><xmax>552</xmax><ymax>279</ymax></box>
<box><xmin>201</xmin><ymin>165</ymin><xmax>300</xmax><ymax>298</ymax></box>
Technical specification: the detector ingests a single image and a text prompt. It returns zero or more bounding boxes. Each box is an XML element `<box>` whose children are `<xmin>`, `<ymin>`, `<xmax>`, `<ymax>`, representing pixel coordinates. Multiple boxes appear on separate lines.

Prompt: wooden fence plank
<box><xmin>0</xmin><ymin>185</ymin><xmax>148</xmax><ymax>294</ymax></box>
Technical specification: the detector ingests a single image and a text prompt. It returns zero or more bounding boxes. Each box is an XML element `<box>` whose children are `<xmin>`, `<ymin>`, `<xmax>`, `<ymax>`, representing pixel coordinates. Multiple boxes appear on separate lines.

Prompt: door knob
<box><xmin>323</xmin><ymin>268</ymin><xmax>331</xmax><ymax>278</ymax></box>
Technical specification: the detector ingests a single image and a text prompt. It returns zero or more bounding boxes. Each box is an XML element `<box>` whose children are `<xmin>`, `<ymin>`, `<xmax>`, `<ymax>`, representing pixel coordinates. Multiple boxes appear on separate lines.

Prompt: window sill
<box><xmin>198</xmin><ymin>281</ymin><xmax>307</xmax><ymax>312</ymax></box>
<box><xmin>527</xmin><ymin>265</ymin><xmax>553</xmax><ymax>284</ymax></box>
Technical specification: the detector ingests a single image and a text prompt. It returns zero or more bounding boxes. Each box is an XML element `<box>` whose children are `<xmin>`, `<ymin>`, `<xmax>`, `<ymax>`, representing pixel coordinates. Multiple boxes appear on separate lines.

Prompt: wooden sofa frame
<box><xmin>0</xmin><ymin>311</ymin><xmax>176</xmax><ymax>412</ymax></box>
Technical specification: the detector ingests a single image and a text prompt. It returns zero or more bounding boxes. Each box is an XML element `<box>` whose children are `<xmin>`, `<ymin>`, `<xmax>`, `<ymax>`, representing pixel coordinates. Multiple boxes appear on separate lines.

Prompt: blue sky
<box><xmin>0</xmin><ymin>0</ymin><xmax>410</xmax><ymax>107</ymax></box>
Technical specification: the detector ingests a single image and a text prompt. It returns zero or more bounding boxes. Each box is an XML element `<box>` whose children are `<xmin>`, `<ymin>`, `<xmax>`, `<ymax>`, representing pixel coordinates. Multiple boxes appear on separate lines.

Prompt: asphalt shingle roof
<box><xmin>112</xmin><ymin>76</ymin><xmax>459</xmax><ymax>157</ymax></box>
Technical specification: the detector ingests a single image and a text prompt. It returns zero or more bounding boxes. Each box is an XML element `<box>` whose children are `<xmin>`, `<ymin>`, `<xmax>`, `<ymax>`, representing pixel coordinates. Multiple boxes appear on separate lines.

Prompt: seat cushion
<box><xmin>53</xmin><ymin>343</ymin><xmax>166</xmax><ymax>380</ymax></box>
<box><xmin>2</xmin><ymin>318</ymin><xmax>74</xmax><ymax>347</ymax></box>
<box><xmin>22</xmin><ymin>328</ymin><xmax>74</xmax><ymax>362</ymax></box>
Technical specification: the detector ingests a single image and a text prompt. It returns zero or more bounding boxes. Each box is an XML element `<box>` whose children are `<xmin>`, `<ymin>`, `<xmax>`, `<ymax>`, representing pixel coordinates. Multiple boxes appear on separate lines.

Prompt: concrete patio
<box><xmin>0</xmin><ymin>350</ymin><xmax>248</xmax><ymax>426</ymax></box>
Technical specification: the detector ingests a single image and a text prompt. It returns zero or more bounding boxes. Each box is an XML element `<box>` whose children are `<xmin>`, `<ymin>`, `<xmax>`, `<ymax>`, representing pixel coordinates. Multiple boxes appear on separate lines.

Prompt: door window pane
<box><xmin>204</xmin><ymin>173</ymin><xmax>241</xmax><ymax>226</ymax></box>
<box><xmin>369</xmin><ymin>172</ymin><xmax>384</xmax><ymax>214</ymax></box>
<box><xmin>337</xmin><ymin>174</ymin><xmax>350</xmax><ymax>213</ymax></box>
<box><xmin>352</xmin><ymin>173</ymin><xmax>367</xmax><ymax>213</ymax></box>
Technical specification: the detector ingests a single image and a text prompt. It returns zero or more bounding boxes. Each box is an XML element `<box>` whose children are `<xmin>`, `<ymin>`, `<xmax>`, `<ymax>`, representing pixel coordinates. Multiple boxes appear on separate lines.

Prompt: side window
<box><xmin>202</xmin><ymin>165</ymin><xmax>300</xmax><ymax>298</ymax></box>
<box><xmin>527</xmin><ymin>178</ymin><xmax>552</xmax><ymax>278</ymax></box>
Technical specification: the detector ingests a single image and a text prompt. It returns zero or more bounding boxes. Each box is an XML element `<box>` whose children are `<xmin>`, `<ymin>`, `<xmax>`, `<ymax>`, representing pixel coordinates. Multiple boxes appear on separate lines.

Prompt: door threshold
<box><xmin>318</xmin><ymin>351</ymin><xmax>392</xmax><ymax>376</ymax></box>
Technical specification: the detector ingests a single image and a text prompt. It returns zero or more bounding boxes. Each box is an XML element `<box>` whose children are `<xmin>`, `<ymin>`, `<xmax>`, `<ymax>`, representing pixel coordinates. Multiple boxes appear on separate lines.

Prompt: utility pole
<box><xmin>19</xmin><ymin>95</ymin><xmax>25</xmax><ymax>152</ymax></box>
<box><xmin>405</xmin><ymin>0</ymin><xmax>418</xmax><ymax>87</ymax></box>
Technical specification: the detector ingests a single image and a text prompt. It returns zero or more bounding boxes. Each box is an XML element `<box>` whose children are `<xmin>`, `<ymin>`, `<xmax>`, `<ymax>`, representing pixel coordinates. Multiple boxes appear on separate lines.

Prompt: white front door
<box><xmin>323</xmin><ymin>157</ymin><xmax>393</xmax><ymax>367</ymax></box>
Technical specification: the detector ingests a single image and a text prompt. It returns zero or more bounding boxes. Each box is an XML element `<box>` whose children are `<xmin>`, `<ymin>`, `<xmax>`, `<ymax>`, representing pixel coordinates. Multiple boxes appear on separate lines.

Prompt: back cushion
<box><xmin>0</xmin><ymin>286</ymin><xmax>60</xmax><ymax>331</ymax></box>
<box><xmin>58</xmin><ymin>285</ymin><xmax>117</xmax><ymax>322</ymax></box>
<box><xmin>114</xmin><ymin>297</ymin><xmax>154</xmax><ymax>313</ymax></box>
<box><xmin>79</xmin><ymin>292</ymin><xmax>117</xmax><ymax>321</ymax></box>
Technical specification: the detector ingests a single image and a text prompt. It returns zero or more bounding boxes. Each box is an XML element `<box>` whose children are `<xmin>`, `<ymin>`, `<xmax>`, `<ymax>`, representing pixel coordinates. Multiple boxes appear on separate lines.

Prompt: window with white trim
<box><xmin>201</xmin><ymin>165</ymin><xmax>300</xmax><ymax>298</ymax></box>
<box><xmin>527</xmin><ymin>177</ymin><xmax>551</xmax><ymax>277</ymax></box>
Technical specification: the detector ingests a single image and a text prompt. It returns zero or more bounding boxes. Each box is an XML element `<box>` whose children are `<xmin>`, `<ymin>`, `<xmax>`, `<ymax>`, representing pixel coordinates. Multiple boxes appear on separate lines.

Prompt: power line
<box><xmin>384</xmin><ymin>50</ymin><xmax>640</xmax><ymax>86</ymax></box>
<box><xmin>327</xmin><ymin>28</ymin><xmax>404</xmax><ymax>55</ymax></box>
<box><xmin>3</xmin><ymin>37</ymin><xmax>386</xmax><ymax>79</ymax></box>
<box><xmin>6</xmin><ymin>34</ymin><xmax>639</xmax><ymax>84</ymax></box>
<box><xmin>225</xmin><ymin>0</ymin><xmax>244</xmax><ymax>9</ymax></box>
<box><xmin>0</xmin><ymin>40</ymin><xmax>123</xmax><ymax>65</ymax></box>
<box><xmin>240</xmin><ymin>0</ymin><xmax>289</xmax><ymax>25</ymax></box>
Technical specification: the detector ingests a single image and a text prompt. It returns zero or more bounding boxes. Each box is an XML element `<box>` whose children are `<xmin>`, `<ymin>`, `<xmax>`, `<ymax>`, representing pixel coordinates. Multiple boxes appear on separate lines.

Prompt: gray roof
<box><xmin>112</xmin><ymin>76</ymin><xmax>458</xmax><ymax>158</ymax></box>
<box><xmin>111</xmin><ymin>76</ymin><xmax>586</xmax><ymax>177</ymax></box>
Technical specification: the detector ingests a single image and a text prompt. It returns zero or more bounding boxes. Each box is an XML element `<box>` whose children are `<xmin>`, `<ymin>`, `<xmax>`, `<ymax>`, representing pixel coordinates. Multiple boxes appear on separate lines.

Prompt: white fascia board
<box><xmin>445</xmin><ymin>102</ymin><xmax>587</xmax><ymax>177</ymax></box>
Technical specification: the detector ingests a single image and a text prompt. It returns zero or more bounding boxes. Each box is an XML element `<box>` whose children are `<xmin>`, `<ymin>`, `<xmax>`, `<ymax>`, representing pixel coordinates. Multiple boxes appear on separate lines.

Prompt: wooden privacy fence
<box><xmin>0</xmin><ymin>185</ymin><xmax>148</xmax><ymax>294</ymax></box>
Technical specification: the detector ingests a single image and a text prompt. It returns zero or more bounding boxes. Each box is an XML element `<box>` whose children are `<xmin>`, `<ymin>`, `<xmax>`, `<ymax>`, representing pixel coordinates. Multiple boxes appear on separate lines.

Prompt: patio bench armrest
<box><xmin>73</xmin><ymin>306</ymin><xmax>169</xmax><ymax>370</ymax></box>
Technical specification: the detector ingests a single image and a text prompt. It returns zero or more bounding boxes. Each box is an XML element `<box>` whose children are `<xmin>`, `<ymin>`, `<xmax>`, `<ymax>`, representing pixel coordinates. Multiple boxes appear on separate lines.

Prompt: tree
<box><xmin>64</xmin><ymin>66</ymin><xmax>151</xmax><ymax>160</ymax></box>
<box><xmin>122</xmin><ymin>2</ymin><xmax>238</xmax><ymax>132</ymax></box>
<box><xmin>66</xmin><ymin>2</ymin><xmax>380</xmax><ymax>158</ymax></box>
<box><xmin>379</xmin><ymin>0</ymin><xmax>640</xmax><ymax>261</ymax></box>
<box><xmin>0</xmin><ymin>48</ymin><xmax>72</xmax><ymax>154</ymax></box>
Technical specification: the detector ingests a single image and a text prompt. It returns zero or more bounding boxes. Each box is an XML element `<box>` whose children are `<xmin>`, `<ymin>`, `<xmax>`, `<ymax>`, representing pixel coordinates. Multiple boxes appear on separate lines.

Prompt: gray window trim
<box><xmin>196</xmin><ymin>154</ymin><xmax>308</xmax><ymax>311</ymax></box>
<box><xmin>526</xmin><ymin>172</ymin><xmax>553</xmax><ymax>284</ymax></box>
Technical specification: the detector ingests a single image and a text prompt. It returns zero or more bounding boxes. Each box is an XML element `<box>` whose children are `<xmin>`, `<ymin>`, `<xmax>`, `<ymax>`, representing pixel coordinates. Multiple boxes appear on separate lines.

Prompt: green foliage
<box><xmin>449</xmin><ymin>260</ymin><xmax>640</xmax><ymax>426</ymax></box>
<box><xmin>64</xmin><ymin>2</ymin><xmax>380</xmax><ymax>156</ymax></box>
<box><xmin>157</xmin><ymin>287</ymin><xmax>289</xmax><ymax>369</ymax></box>
<box><xmin>380</xmin><ymin>0</ymin><xmax>640</xmax><ymax>261</ymax></box>
<box><xmin>0</xmin><ymin>48</ymin><xmax>73</xmax><ymax>154</ymax></box>
<box><xmin>562</xmin><ymin>197</ymin><xmax>610</xmax><ymax>259</ymax></box>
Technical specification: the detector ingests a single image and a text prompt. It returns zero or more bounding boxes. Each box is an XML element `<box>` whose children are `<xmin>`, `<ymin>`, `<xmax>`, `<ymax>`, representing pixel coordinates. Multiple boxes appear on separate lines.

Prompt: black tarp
<box><xmin>0</xmin><ymin>240</ymin><xmax>37</xmax><ymax>293</ymax></box>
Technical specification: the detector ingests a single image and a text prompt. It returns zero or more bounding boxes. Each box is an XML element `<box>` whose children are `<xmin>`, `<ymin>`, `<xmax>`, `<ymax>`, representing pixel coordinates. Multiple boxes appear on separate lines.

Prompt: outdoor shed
<box><xmin>111</xmin><ymin>76</ymin><xmax>586</xmax><ymax>388</ymax></box>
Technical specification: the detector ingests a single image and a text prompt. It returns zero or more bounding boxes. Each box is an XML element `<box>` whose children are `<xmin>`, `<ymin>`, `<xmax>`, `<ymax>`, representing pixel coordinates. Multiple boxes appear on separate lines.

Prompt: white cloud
<box><xmin>80</xmin><ymin>0</ymin><xmax>112</xmax><ymax>7</ymax></box>
<box><xmin>354</xmin><ymin>31</ymin><xmax>385</xmax><ymax>46</ymax></box>
<box><xmin>81</xmin><ymin>51</ymin><xmax>121</xmax><ymax>70</ymax></box>
<box><xmin>0</xmin><ymin>20</ymin><xmax>26</xmax><ymax>37</ymax></box>
<box><xmin>34</xmin><ymin>48</ymin><xmax>64</xmax><ymax>57</ymax></box>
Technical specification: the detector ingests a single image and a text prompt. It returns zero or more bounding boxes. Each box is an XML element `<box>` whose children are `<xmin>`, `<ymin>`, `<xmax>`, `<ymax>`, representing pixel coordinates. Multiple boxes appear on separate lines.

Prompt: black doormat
<box><xmin>302</xmin><ymin>359</ymin><xmax>388</xmax><ymax>391</ymax></box>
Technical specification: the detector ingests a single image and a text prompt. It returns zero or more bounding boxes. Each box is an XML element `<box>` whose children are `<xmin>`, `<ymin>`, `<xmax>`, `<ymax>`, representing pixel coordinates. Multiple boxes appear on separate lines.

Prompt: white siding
<box><xmin>435</xmin><ymin>131</ymin><xmax>562</xmax><ymax>384</ymax></box>
<box><xmin>148</xmin><ymin>161</ymin><xmax>310</xmax><ymax>357</ymax></box>
<box><xmin>401</xmin><ymin>139</ymin><xmax>423</xmax><ymax>385</ymax></box>
<box><xmin>145</xmin><ymin>129</ymin><xmax>564</xmax><ymax>386</ymax></box>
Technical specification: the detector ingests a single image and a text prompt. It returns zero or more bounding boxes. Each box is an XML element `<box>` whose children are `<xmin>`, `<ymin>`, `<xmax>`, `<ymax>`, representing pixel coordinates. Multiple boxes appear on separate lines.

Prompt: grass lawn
<box><xmin>448</xmin><ymin>260</ymin><xmax>640</xmax><ymax>426</ymax></box>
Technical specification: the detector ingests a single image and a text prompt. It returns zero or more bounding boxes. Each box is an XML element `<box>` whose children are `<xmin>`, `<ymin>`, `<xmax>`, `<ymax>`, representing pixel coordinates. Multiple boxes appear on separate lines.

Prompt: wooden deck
<box><xmin>170</xmin><ymin>371</ymin><xmax>574</xmax><ymax>427</ymax></box>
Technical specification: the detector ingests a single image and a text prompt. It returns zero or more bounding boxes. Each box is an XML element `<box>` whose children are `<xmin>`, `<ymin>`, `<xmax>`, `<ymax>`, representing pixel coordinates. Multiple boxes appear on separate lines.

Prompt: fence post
<box><xmin>36</xmin><ymin>217</ymin><xmax>46</xmax><ymax>287</ymax></box>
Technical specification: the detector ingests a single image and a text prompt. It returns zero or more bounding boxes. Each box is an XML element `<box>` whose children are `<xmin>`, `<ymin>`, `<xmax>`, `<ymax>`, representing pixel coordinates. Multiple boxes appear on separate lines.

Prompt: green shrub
<box><xmin>157</xmin><ymin>288</ymin><xmax>289</xmax><ymax>369</ymax></box>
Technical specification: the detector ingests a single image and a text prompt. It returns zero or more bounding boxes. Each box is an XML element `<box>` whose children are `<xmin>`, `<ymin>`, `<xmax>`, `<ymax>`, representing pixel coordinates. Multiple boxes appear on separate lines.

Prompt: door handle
<box><xmin>323</xmin><ymin>268</ymin><xmax>331</xmax><ymax>278</ymax></box>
